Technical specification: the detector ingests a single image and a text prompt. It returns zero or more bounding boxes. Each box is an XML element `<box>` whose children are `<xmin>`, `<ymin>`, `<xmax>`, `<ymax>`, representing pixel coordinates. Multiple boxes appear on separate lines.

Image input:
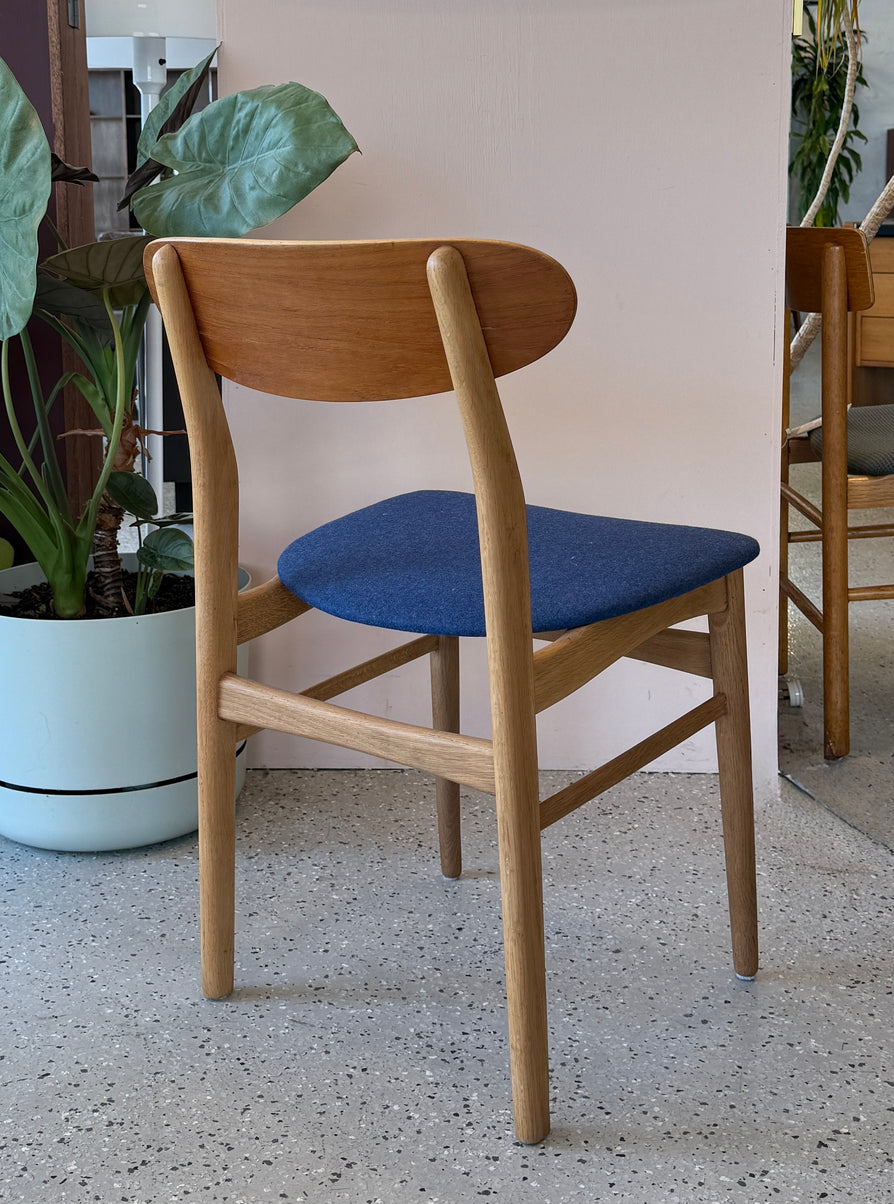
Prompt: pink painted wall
<box><xmin>216</xmin><ymin>0</ymin><xmax>791</xmax><ymax>792</ymax></box>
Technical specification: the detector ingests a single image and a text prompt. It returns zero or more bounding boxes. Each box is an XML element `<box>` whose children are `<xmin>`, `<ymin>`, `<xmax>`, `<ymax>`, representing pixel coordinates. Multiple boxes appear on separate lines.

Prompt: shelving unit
<box><xmin>87</xmin><ymin>70</ymin><xmax>140</xmax><ymax>234</ymax></box>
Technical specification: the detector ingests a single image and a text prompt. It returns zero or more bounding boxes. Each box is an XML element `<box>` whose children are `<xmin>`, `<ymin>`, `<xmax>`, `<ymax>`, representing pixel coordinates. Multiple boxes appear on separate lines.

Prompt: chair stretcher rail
<box><xmin>539</xmin><ymin>694</ymin><xmax>728</xmax><ymax>829</ymax></box>
<box><xmin>219</xmin><ymin>673</ymin><xmax>496</xmax><ymax>792</ymax></box>
<box><xmin>232</xmin><ymin>636</ymin><xmax>439</xmax><ymax>741</ymax></box>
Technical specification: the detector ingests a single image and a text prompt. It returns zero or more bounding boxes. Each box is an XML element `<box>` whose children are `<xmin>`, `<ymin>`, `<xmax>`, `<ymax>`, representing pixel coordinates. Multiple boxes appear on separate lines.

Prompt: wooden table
<box><xmin>852</xmin><ymin>232</ymin><xmax>894</xmax><ymax>405</ymax></box>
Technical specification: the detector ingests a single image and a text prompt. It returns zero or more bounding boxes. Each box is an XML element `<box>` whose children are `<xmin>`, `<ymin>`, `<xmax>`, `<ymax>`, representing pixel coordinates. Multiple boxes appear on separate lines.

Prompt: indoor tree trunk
<box><xmin>90</xmin><ymin>406</ymin><xmax>141</xmax><ymax>616</ymax></box>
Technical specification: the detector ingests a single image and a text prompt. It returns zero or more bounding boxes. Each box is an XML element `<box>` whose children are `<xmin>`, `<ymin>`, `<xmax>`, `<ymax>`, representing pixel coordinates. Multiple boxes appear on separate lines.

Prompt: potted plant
<box><xmin>0</xmin><ymin>50</ymin><xmax>358</xmax><ymax>850</ymax></box>
<box><xmin>790</xmin><ymin>1</ymin><xmax>867</xmax><ymax>227</ymax></box>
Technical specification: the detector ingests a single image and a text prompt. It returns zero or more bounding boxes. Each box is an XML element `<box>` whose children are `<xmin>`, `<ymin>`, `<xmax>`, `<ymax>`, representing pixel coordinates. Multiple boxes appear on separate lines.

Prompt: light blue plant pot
<box><xmin>0</xmin><ymin>558</ymin><xmax>249</xmax><ymax>852</ymax></box>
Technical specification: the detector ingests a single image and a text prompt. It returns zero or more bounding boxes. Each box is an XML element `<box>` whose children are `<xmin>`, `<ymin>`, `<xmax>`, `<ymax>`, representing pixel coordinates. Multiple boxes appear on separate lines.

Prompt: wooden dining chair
<box><xmin>145</xmin><ymin>236</ymin><xmax>759</xmax><ymax>1144</ymax></box>
<box><xmin>781</xmin><ymin>226</ymin><xmax>894</xmax><ymax>760</ymax></box>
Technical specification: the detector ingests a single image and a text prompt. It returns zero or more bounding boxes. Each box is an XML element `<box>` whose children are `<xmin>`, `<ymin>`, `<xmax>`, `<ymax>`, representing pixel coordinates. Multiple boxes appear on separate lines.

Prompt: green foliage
<box><xmin>106</xmin><ymin>472</ymin><xmax>194</xmax><ymax>615</ymax></box>
<box><xmin>0</xmin><ymin>290</ymin><xmax>129</xmax><ymax>617</ymax></box>
<box><xmin>0</xmin><ymin>51</ymin><xmax>357</xmax><ymax>617</ymax></box>
<box><xmin>0</xmin><ymin>59</ymin><xmax>51</xmax><ymax>339</ymax></box>
<box><xmin>122</xmin><ymin>47</ymin><xmax>219</xmax><ymax>208</ymax></box>
<box><xmin>138</xmin><ymin>527</ymin><xmax>194</xmax><ymax>574</ymax></box>
<box><xmin>134</xmin><ymin>529</ymin><xmax>195</xmax><ymax>615</ymax></box>
<box><xmin>136</xmin><ymin>48</ymin><xmax>218</xmax><ymax>170</ymax></box>
<box><xmin>106</xmin><ymin>470</ymin><xmax>158</xmax><ymax>520</ymax></box>
<box><xmin>790</xmin><ymin>5</ymin><xmax>867</xmax><ymax>227</ymax></box>
<box><xmin>131</xmin><ymin>83</ymin><xmax>358</xmax><ymax>238</ymax></box>
<box><xmin>42</xmin><ymin>235</ymin><xmax>156</xmax><ymax>308</ymax></box>
<box><xmin>813</xmin><ymin>1</ymin><xmax>861</xmax><ymax>68</ymax></box>
<box><xmin>0</xmin><ymin>537</ymin><xmax>12</xmax><ymax>570</ymax></box>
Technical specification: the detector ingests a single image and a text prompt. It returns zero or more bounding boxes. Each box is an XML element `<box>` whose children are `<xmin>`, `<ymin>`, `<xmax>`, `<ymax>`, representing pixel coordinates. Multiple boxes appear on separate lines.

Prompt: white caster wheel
<box><xmin>778</xmin><ymin>675</ymin><xmax>804</xmax><ymax>708</ymax></box>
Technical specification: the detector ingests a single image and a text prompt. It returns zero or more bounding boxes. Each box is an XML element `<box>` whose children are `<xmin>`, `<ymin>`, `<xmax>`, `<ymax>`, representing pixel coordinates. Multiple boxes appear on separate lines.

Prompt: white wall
<box><xmin>216</xmin><ymin>0</ymin><xmax>791</xmax><ymax>795</ymax></box>
<box><xmin>841</xmin><ymin>0</ymin><xmax>894</xmax><ymax>222</ymax></box>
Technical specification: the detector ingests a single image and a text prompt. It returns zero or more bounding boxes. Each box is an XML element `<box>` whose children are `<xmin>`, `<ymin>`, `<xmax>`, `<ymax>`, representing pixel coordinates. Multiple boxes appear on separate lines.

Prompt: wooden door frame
<box><xmin>48</xmin><ymin>0</ymin><xmax>102</xmax><ymax>516</ymax></box>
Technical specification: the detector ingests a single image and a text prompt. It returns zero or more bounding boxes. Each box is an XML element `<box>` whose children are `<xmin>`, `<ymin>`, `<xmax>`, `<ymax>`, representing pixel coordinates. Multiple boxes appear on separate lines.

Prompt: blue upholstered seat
<box><xmin>277</xmin><ymin>490</ymin><xmax>760</xmax><ymax>637</ymax></box>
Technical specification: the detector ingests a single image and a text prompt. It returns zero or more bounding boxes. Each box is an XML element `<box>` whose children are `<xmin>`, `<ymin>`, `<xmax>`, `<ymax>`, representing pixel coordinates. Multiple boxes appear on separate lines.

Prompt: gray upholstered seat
<box><xmin>808</xmin><ymin>402</ymin><xmax>894</xmax><ymax>475</ymax></box>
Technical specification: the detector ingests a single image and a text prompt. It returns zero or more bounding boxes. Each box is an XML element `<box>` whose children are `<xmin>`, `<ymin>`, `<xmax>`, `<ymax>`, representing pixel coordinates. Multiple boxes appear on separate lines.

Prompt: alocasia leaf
<box><xmin>138</xmin><ymin>526</ymin><xmax>195</xmax><ymax>572</ymax></box>
<box><xmin>42</xmin><ymin>235</ymin><xmax>154</xmax><ymax>309</ymax></box>
<box><xmin>119</xmin><ymin>45</ymin><xmax>220</xmax><ymax>211</ymax></box>
<box><xmin>51</xmin><ymin>153</ymin><xmax>99</xmax><ymax>185</ymax></box>
<box><xmin>0</xmin><ymin>57</ymin><xmax>51</xmax><ymax>339</ymax></box>
<box><xmin>106</xmin><ymin>470</ymin><xmax>159</xmax><ymax>521</ymax></box>
<box><xmin>132</xmin><ymin>82</ymin><xmax>359</xmax><ymax>237</ymax></box>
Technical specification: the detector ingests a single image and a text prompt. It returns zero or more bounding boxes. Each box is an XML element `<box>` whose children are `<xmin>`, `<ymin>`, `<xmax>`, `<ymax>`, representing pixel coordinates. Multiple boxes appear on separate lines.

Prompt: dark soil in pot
<box><xmin>0</xmin><ymin>570</ymin><xmax>196</xmax><ymax>619</ymax></box>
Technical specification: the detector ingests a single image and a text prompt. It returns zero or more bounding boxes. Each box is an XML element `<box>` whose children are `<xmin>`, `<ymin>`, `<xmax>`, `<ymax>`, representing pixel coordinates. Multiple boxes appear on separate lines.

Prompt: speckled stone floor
<box><xmin>781</xmin><ymin>340</ymin><xmax>894</xmax><ymax>851</ymax></box>
<box><xmin>779</xmin><ymin>535</ymin><xmax>894</xmax><ymax>850</ymax></box>
<box><xmin>1</xmin><ymin>768</ymin><xmax>891</xmax><ymax>1202</ymax></box>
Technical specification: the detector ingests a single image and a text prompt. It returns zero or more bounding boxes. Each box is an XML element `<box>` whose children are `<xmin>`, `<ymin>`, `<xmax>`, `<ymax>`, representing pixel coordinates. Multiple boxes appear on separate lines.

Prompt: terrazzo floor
<box><xmin>780</xmin><ymin>340</ymin><xmax>894</xmax><ymax>851</ymax></box>
<box><xmin>2</xmin><ymin>767</ymin><xmax>892</xmax><ymax>1202</ymax></box>
<box><xmin>4</xmin><ymin>344</ymin><xmax>893</xmax><ymax>1200</ymax></box>
<box><xmin>779</xmin><ymin>526</ymin><xmax>894</xmax><ymax>850</ymax></box>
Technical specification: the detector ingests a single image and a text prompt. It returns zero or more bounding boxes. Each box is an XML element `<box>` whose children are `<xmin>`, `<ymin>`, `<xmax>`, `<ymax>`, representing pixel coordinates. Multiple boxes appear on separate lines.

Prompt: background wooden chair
<box><xmin>781</xmin><ymin>226</ymin><xmax>894</xmax><ymax>761</ymax></box>
<box><xmin>146</xmin><ymin>236</ymin><xmax>759</xmax><ymax>1144</ymax></box>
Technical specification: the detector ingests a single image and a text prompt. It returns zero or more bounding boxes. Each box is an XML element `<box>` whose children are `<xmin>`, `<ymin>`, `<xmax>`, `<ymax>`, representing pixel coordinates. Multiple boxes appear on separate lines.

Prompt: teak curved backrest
<box><xmin>144</xmin><ymin>238</ymin><xmax>577</xmax><ymax>402</ymax></box>
<box><xmin>785</xmin><ymin>226</ymin><xmax>874</xmax><ymax>314</ymax></box>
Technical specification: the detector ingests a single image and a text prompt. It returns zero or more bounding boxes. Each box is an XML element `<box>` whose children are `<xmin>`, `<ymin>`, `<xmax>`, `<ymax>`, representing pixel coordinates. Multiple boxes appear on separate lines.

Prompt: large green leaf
<box><xmin>34</xmin><ymin>268</ymin><xmax>114</xmax><ymax>342</ymax></box>
<box><xmin>0</xmin><ymin>57</ymin><xmax>52</xmax><ymax>339</ymax></box>
<box><xmin>41</xmin><ymin>235</ymin><xmax>154</xmax><ymax>308</ymax></box>
<box><xmin>138</xmin><ymin>526</ymin><xmax>195</xmax><ymax>572</ymax></box>
<box><xmin>146</xmin><ymin>511</ymin><xmax>193</xmax><ymax>528</ymax></box>
<box><xmin>106</xmin><ymin>470</ymin><xmax>158</xmax><ymax>520</ymax></box>
<box><xmin>120</xmin><ymin>46</ymin><xmax>220</xmax><ymax>211</ymax></box>
<box><xmin>132</xmin><ymin>82</ymin><xmax>359</xmax><ymax>237</ymax></box>
<box><xmin>136</xmin><ymin>46</ymin><xmax>218</xmax><ymax>168</ymax></box>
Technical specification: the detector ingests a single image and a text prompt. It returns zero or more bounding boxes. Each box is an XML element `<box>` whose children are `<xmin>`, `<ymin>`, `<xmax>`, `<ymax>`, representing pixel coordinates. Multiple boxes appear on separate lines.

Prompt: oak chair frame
<box><xmin>146</xmin><ymin>236</ymin><xmax>758</xmax><ymax>1145</ymax></box>
<box><xmin>781</xmin><ymin>226</ymin><xmax>892</xmax><ymax>760</ymax></box>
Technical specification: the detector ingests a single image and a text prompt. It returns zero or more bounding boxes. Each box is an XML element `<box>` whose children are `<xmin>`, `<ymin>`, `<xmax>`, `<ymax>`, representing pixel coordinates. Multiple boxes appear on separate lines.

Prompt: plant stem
<box><xmin>1</xmin><ymin>340</ymin><xmax>57</xmax><ymax>513</ymax></box>
<box><xmin>858</xmin><ymin>172</ymin><xmax>894</xmax><ymax>242</ymax></box>
<box><xmin>791</xmin><ymin>174</ymin><xmax>894</xmax><ymax>371</ymax></box>
<box><xmin>19</xmin><ymin>328</ymin><xmax>69</xmax><ymax>511</ymax></box>
<box><xmin>800</xmin><ymin>13</ymin><xmax>859</xmax><ymax>229</ymax></box>
<box><xmin>81</xmin><ymin>291</ymin><xmax>135</xmax><ymax>615</ymax></box>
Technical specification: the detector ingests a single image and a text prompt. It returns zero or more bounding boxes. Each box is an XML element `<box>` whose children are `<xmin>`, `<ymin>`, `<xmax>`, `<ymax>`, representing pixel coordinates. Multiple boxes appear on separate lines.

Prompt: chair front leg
<box><xmin>780</xmin><ymin>326</ymin><xmax>792</xmax><ymax>677</ymax></box>
<box><xmin>195</xmin><ymin>571</ymin><xmax>239</xmax><ymax>1001</ymax></box>
<box><xmin>779</xmin><ymin>456</ymin><xmax>790</xmax><ymax>677</ymax></box>
<box><xmin>707</xmin><ymin>570</ymin><xmax>759</xmax><ymax>980</ymax></box>
<box><xmin>430</xmin><ymin>635</ymin><xmax>462</xmax><ymax>878</ymax></box>
<box><xmin>821</xmin><ymin>460</ymin><xmax>850</xmax><ymax>760</ymax></box>
<box><xmin>820</xmin><ymin>244</ymin><xmax>851</xmax><ymax>761</ymax></box>
<box><xmin>198</xmin><ymin>705</ymin><xmax>238</xmax><ymax>1000</ymax></box>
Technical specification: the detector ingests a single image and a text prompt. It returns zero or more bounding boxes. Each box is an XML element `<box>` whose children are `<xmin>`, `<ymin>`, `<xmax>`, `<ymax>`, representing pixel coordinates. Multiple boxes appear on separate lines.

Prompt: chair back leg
<box><xmin>708</xmin><ymin>570</ymin><xmax>759</xmax><ymax>980</ymax></box>
<box><xmin>493</xmin><ymin>756</ymin><xmax>550</xmax><ymax>1142</ymax></box>
<box><xmin>430</xmin><ymin>636</ymin><xmax>462</xmax><ymax>878</ymax></box>
<box><xmin>488</xmin><ymin>651</ymin><xmax>550</xmax><ymax>1143</ymax></box>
